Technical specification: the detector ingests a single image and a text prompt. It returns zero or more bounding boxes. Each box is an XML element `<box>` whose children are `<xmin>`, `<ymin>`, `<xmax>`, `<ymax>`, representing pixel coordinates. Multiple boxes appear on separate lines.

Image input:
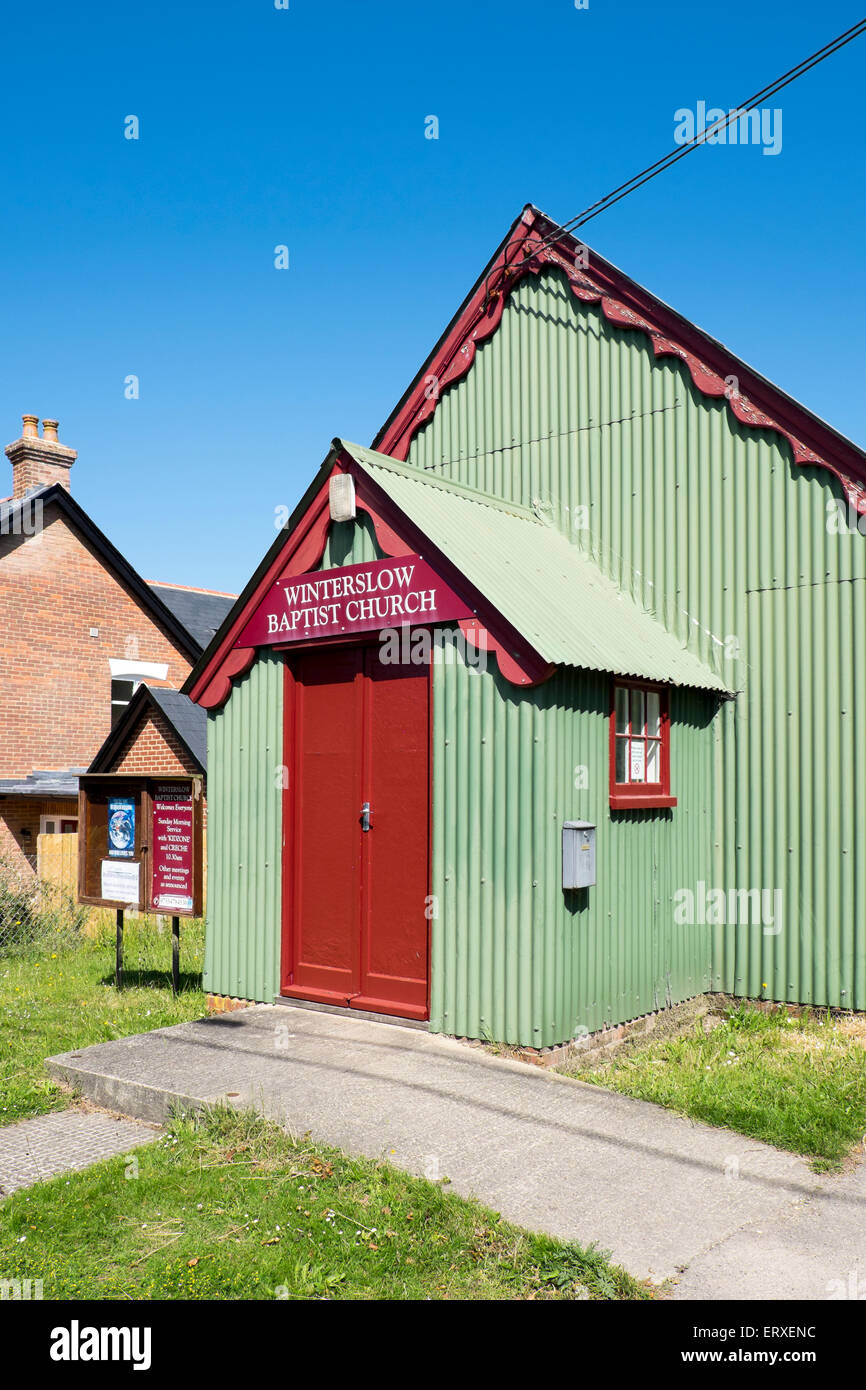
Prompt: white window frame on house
<box><xmin>39</xmin><ymin>815</ymin><xmax>78</xmax><ymax>835</ymax></box>
<box><xmin>109</xmin><ymin>659</ymin><xmax>168</xmax><ymax>727</ymax></box>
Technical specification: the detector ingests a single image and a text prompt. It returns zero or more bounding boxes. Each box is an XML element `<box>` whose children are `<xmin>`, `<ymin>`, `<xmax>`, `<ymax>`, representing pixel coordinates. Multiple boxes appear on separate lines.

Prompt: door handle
<box><xmin>360</xmin><ymin>801</ymin><xmax>372</xmax><ymax>832</ymax></box>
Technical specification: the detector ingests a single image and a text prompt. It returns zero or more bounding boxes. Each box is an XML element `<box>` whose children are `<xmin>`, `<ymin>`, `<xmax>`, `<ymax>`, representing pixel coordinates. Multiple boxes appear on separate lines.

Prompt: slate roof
<box><xmin>0</xmin><ymin>768</ymin><xmax>87</xmax><ymax>798</ymax></box>
<box><xmin>0</xmin><ymin>485</ymin><xmax>52</xmax><ymax>538</ymax></box>
<box><xmin>149</xmin><ymin>585</ymin><xmax>237</xmax><ymax>650</ymax></box>
<box><xmin>145</xmin><ymin>688</ymin><xmax>207</xmax><ymax>771</ymax></box>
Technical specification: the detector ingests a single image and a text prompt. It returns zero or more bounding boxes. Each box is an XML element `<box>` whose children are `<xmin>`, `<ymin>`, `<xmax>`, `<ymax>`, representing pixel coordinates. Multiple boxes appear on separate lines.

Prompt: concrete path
<box><xmin>45</xmin><ymin>1002</ymin><xmax>859</xmax><ymax>1289</ymax></box>
<box><xmin>669</xmin><ymin>1156</ymin><xmax>866</xmax><ymax>1300</ymax></box>
<box><xmin>0</xmin><ymin>1108</ymin><xmax>160</xmax><ymax>1196</ymax></box>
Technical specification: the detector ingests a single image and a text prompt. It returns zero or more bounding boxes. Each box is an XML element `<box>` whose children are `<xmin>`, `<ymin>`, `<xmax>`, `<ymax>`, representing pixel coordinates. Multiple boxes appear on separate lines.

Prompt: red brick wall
<box><xmin>0</xmin><ymin>503</ymin><xmax>194</xmax><ymax>779</ymax></box>
<box><xmin>0</xmin><ymin>796</ymin><xmax>78</xmax><ymax>876</ymax></box>
<box><xmin>107</xmin><ymin>707</ymin><xmax>199</xmax><ymax>776</ymax></box>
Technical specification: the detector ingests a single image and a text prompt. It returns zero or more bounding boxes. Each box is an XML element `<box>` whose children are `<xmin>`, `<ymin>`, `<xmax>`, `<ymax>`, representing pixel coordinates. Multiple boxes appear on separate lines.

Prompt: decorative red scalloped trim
<box><xmin>458</xmin><ymin>618</ymin><xmax>554</xmax><ymax>687</ymax></box>
<box><xmin>286</xmin><ymin>504</ymin><xmax>333</xmax><ymax>576</ymax></box>
<box><xmin>354</xmin><ymin>499</ymin><xmax>414</xmax><ymax>558</ymax></box>
<box><xmin>378</xmin><ymin>214</ymin><xmax>866</xmax><ymax>514</ymax></box>
<box><xmin>199</xmin><ymin>645</ymin><xmax>256</xmax><ymax>710</ymax></box>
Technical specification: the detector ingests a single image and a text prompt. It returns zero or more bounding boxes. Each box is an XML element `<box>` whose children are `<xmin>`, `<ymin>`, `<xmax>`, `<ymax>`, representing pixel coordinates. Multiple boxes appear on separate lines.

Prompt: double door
<box><xmin>281</xmin><ymin>643</ymin><xmax>430</xmax><ymax>1019</ymax></box>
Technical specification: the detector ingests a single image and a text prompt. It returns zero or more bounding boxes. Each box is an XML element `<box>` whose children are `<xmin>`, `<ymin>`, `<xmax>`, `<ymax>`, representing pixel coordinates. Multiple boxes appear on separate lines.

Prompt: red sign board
<box><xmin>236</xmin><ymin>553</ymin><xmax>471</xmax><ymax>648</ymax></box>
<box><xmin>150</xmin><ymin>782</ymin><xmax>195</xmax><ymax>912</ymax></box>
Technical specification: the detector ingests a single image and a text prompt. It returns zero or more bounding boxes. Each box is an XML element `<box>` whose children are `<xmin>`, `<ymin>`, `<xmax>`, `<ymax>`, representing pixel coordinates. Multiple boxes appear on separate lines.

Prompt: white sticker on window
<box><xmin>630</xmin><ymin>741</ymin><xmax>645</xmax><ymax>782</ymax></box>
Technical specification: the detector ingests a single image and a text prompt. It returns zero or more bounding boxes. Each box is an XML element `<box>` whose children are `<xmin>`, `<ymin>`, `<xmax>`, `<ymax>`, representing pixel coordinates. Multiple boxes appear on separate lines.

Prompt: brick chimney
<box><xmin>5</xmin><ymin>415</ymin><xmax>77</xmax><ymax>498</ymax></box>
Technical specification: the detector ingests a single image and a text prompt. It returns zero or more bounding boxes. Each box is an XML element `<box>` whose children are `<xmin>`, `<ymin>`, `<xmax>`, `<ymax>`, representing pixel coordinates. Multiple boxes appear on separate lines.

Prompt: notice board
<box><xmin>78</xmin><ymin>774</ymin><xmax>203</xmax><ymax>915</ymax></box>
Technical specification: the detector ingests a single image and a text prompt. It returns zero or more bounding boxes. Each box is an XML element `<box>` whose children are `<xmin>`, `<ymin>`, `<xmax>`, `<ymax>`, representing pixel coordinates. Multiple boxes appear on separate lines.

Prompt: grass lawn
<box><xmin>560</xmin><ymin>1004</ymin><xmax>866</xmax><ymax>1170</ymax></box>
<box><xmin>0</xmin><ymin>916</ymin><xmax>206</xmax><ymax>1126</ymax></box>
<box><xmin>0</xmin><ymin>1107</ymin><xmax>648</xmax><ymax>1300</ymax></box>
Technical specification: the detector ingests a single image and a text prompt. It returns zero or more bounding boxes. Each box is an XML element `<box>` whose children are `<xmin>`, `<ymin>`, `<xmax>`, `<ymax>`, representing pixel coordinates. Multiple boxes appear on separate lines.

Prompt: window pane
<box><xmin>630</xmin><ymin>688</ymin><xmax>645</xmax><ymax>736</ymax></box>
<box><xmin>111</xmin><ymin>679</ymin><xmax>135</xmax><ymax>703</ymax></box>
<box><xmin>615</xmin><ymin>686</ymin><xmax>628</xmax><ymax>733</ymax></box>
<box><xmin>615</xmin><ymin>736</ymin><xmax>627</xmax><ymax>784</ymax></box>
<box><xmin>629</xmin><ymin>738</ymin><xmax>645</xmax><ymax>783</ymax></box>
<box><xmin>647</xmin><ymin>691</ymin><xmax>660</xmax><ymax>739</ymax></box>
<box><xmin>646</xmin><ymin>738</ymin><xmax>660</xmax><ymax>783</ymax></box>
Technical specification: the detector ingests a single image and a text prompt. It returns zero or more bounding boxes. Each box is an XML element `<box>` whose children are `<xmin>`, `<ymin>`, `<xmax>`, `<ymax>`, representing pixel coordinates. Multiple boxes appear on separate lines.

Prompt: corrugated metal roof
<box><xmin>339</xmin><ymin>441</ymin><xmax>730</xmax><ymax>693</ymax></box>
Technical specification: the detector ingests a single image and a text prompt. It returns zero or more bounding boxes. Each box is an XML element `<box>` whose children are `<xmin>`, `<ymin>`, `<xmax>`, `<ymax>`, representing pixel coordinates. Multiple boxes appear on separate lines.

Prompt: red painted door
<box><xmin>282</xmin><ymin>645</ymin><xmax>430</xmax><ymax>1020</ymax></box>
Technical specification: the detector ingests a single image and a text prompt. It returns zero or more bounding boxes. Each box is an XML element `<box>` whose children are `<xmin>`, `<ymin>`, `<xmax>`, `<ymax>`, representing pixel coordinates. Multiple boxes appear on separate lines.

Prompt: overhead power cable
<box><xmin>420</xmin><ymin>401</ymin><xmax>683</xmax><ymax>472</ymax></box>
<box><xmin>492</xmin><ymin>17</ymin><xmax>866</xmax><ymax>278</ymax></box>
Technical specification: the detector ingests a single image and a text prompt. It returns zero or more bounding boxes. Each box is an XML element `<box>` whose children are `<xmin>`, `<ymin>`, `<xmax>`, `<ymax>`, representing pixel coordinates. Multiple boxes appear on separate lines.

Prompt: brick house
<box><xmin>0</xmin><ymin>414</ymin><xmax>233</xmax><ymax>875</ymax></box>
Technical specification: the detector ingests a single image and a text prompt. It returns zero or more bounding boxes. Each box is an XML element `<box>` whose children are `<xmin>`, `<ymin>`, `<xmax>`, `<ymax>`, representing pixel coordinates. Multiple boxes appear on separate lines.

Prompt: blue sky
<box><xmin>2</xmin><ymin>0</ymin><xmax>863</xmax><ymax>593</ymax></box>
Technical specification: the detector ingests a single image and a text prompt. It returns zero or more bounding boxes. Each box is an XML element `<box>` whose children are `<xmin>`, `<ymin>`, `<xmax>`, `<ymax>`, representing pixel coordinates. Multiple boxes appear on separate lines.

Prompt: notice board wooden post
<box><xmin>116</xmin><ymin>909</ymin><xmax>124</xmax><ymax>990</ymax></box>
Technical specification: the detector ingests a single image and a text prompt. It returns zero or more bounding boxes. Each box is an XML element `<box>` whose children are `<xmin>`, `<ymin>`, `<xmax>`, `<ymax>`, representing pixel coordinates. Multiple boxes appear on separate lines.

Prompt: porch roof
<box><xmin>341</xmin><ymin>440</ymin><xmax>731</xmax><ymax>694</ymax></box>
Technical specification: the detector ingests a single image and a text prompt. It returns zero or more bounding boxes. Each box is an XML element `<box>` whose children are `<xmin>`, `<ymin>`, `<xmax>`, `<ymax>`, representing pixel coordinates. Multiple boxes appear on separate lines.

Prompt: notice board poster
<box><xmin>100</xmin><ymin>859</ymin><xmax>141</xmax><ymax>905</ymax></box>
<box><xmin>107</xmin><ymin>797</ymin><xmax>136</xmax><ymax>858</ymax></box>
<box><xmin>150</xmin><ymin>782</ymin><xmax>195</xmax><ymax>913</ymax></box>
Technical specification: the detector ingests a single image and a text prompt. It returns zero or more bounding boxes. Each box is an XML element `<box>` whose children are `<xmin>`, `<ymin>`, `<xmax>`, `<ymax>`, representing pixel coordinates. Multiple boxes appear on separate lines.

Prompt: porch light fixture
<box><xmin>329</xmin><ymin>473</ymin><xmax>356</xmax><ymax>522</ymax></box>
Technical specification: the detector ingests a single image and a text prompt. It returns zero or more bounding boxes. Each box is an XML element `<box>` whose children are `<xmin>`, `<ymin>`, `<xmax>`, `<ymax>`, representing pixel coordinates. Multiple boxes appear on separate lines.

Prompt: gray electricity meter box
<box><xmin>562</xmin><ymin>820</ymin><xmax>596</xmax><ymax>889</ymax></box>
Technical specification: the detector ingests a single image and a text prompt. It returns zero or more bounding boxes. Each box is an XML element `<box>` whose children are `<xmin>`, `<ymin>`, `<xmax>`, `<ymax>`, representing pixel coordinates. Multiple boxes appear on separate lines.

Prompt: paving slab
<box><xmin>45</xmin><ymin>1003</ymin><xmax>834</xmax><ymax>1283</ymax></box>
<box><xmin>669</xmin><ymin>1155</ymin><xmax>866</xmax><ymax>1300</ymax></box>
<box><xmin>0</xmin><ymin>1109</ymin><xmax>160</xmax><ymax>1196</ymax></box>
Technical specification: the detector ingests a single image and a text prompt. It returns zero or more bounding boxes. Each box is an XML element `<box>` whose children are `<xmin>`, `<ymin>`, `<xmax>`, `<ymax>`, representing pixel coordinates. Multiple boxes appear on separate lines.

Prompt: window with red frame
<box><xmin>610</xmin><ymin>682</ymin><xmax>676</xmax><ymax>809</ymax></box>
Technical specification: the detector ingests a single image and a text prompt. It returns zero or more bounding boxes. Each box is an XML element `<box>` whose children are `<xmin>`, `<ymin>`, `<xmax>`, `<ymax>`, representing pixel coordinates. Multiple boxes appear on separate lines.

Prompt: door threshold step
<box><xmin>274</xmin><ymin>995</ymin><xmax>429</xmax><ymax>1031</ymax></box>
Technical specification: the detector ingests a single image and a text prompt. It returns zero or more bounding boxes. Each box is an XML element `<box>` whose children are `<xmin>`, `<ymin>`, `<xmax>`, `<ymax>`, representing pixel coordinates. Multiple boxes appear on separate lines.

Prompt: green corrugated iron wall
<box><xmin>318</xmin><ymin>515</ymin><xmax>380</xmax><ymax>569</ymax></box>
<box><xmin>204</xmin><ymin>650</ymin><xmax>283</xmax><ymax>1002</ymax></box>
<box><xmin>430</xmin><ymin>639</ymin><xmax>716</xmax><ymax>1045</ymax></box>
<box><xmin>725</xmin><ymin>581</ymin><xmax>866</xmax><ymax>1009</ymax></box>
<box><xmin>407</xmin><ymin>268</ymin><xmax>866</xmax><ymax>1014</ymax></box>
